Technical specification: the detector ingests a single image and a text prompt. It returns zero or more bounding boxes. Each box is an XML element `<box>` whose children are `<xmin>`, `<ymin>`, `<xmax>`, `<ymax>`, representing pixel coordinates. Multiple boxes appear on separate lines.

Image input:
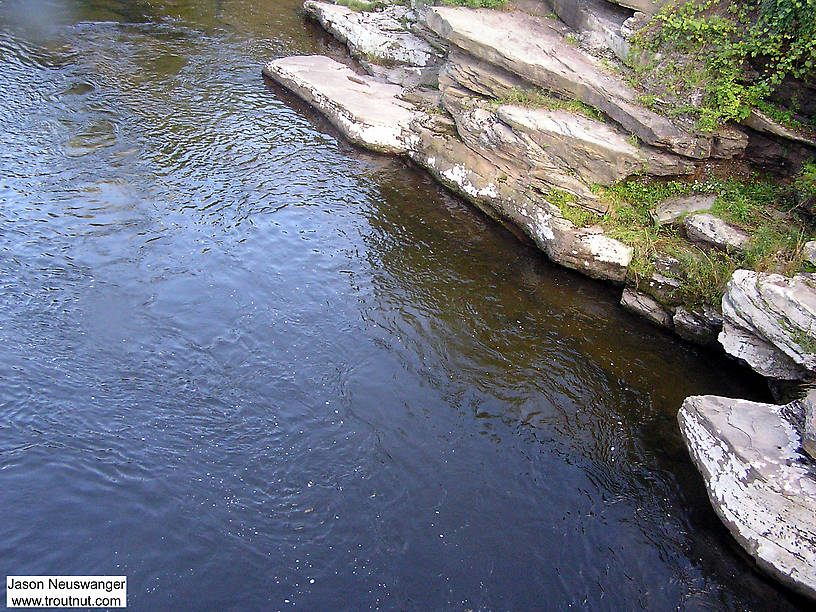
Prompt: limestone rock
<box><xmin>653</xmin><ymin>194</ymin><xmax>714</xmax><ymax>225</ymax></box>
<box><xmin>424</xmin><ymin>6</ymin><xmax>711</xmax><ymax>158</ymax></box>
<box><xmin>262</xmin><ymin>55</ymin><xmax>422</xmax><ymax>154</ymax></box>
<box><xmin>719</xmin><ymin>270</ymin><xmax>816</xmax><ymax>380</ymax></box>
<box><xmin>678</xmin><ymin>395</ymin><xmax>816</xmax><ymax>600</ymax></box>
<box><xmin>673</xmin><ymin>306</ymin><xmax>722</xmax><ymax>345</ymax></box>
<box><xmin>620</xmin><ymin>287</ymin><xmax>673</xmax><ymax>328</ymax></box>
<box><xmin>684</xmin><ymin>213</ymin><xmax>751</xmax><ymax>252</ymax></box>
<box><xmin>520</xmin><ymin>0</ymin><xmax>634</xmax><ymax>61</ymax></box>
<box><xmin>303</xmin><ymin>2</ymin><xmax>440</xmax><ymax>68</ymax></box>
<box><xmin>440</xmin><ymin>87</ymin><xmax>605</xmax><ymax>208</ymax></box>
<box><xmin>636</xmin><ymin>270</ymin><xmax>682</xmax><ymax>305</ymax></box>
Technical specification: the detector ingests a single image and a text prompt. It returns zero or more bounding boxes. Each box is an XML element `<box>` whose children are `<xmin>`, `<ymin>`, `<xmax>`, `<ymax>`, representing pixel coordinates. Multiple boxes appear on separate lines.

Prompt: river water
<box><xmin>0</xmin><ymin>1</ymin><xmax>806</xmax><ymax>609</ymax></box>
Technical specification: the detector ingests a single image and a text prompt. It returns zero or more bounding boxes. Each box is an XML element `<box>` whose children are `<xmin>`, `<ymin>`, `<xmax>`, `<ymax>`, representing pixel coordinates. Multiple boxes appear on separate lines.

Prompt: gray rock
<box><xmin>495</xmin><ymin>105</ymin><xmax>694</xmax><ymax>185</ymax></box>
<box><xmin>440</xmin><ymin>86</ymin><xmax>606</xmax><ymax>208</ymax></box>
<box><xmin>440</xmin><ymin>49</ymin><xmax>533</xmax><ymax>99</ymax></box>
<box><xmin>711</xmin><ymin>124</ymin><xmax>749</xmax><ymax>159</ymax></box>
<box><xmin>262</xmin><ymin>55</ymin><xmax>422</xmax><ymax>154</ymax></box>
<box><xmin>719</xmin><ymin>270</ymin><xmax>816</xmax><ymax>380</ymax></box>
<box><xmin>804</xmin><ymin>240</ymin><xmax>816</xmax><ymax>267</ymax></box>
<box><xmin>303</xmin><ymin>2</ymin><xmax>441</xmax><ymax>68</ymax></box>
<box><xmin>800</xmin><ymin>389</ymin><xmax>816</xmax><ymax>460</ymax></box>
<box><xmin>518</xmin><ymin>0</ymin><xmax>634</xmax><ymax>61</ymax></box>
<box><xmin>620</xmin><ymin>287</ymin><xmax>673</xmax><ymax>328</ymax></box>
<box><xmin>678</xmin><ymin>394</ymin><xmax>816</xmax><ymax>600</ymax></box>
<box><xmin>673</xmin><ymin>306</ymin><xmax>722</xmax><ymax>345</ymax></box>
<box><xmin>637</xmin><ymin>270</ymin><xmax>681</xmax><ymax>305</ymax></box>
<box><xmin>653</xmin><ymin>194</ymin><xmax>714</xmax><ymax>225</ymax></box>
<box><xmin>424</xmin><ymin>6</ymin><xmax>711</xmax><ymax>158</ymax></box>
<box><xmin>743</xmin><ymin>108</ymin><xmax>816</xmax><ymax>149</ymax></box>
<box><xmin>684</xmin><ymin>213</ymin><xmax>751</xmax><ymax>252</ymax></box>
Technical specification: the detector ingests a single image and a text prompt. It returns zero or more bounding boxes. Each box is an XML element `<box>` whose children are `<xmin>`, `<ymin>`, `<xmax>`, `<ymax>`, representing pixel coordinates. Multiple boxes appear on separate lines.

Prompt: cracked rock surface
<box><xmin>679</xmin><ymin>395</ymin><xmax>816</xmax><ymax>599</ymax></box>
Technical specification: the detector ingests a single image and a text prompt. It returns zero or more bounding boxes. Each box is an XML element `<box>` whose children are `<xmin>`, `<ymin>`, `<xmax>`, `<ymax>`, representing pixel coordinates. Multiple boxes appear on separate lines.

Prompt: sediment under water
<box><xmin>0</xmin><ymin>0</ymin><xmax>806</xmax><ymax>609</ymax></box>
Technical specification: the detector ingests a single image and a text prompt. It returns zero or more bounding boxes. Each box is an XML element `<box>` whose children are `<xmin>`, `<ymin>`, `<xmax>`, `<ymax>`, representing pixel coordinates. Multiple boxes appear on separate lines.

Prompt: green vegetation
<box><xmin>493</xmin><ymin>87</ymin><xmax>603</xmax><ymax>121</ymax></box>
<box><xmin>630</xmin><ymin>0</ymin><xmax>816</xmax><ymax>132</ymax></box>
<box><xmin>549</xmin><ymin>169</ymin><xmax>816</xmax><ymax>308</ymax></box>
<box><xmin>795</xmin><ymin>160</ymin><xmax>816</xmax><ymax>199</ymax></box>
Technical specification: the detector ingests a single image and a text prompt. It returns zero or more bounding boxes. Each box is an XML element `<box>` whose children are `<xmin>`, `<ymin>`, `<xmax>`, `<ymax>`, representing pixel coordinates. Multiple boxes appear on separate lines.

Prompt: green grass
<box><xmin>549</xmin><ymin>173</ymin><xmax>815</xmax><ymax>308</ymax></box>
<box><xmin>493</xmin><ymin>87</ymin><xmax>604</xmax><ymax>121</ymax></box>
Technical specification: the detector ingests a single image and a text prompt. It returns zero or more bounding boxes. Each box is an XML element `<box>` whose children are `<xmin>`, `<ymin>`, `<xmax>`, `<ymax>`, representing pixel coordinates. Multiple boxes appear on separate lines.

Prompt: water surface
<box><xmin>0</xmin><ymin>1</ymin><xmax>805</xmax><ymax>609</ymax></box>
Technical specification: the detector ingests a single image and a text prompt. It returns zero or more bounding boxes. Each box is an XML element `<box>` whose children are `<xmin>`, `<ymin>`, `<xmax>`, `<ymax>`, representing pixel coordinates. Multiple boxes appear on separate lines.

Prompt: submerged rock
<box><xmin>678</xmin><ymin>394</ymin><xmax>816</xmax><ymax>599</ymax></box>
<box><xmin>719</xmin><ymin>270</ymin><xmax>816</xmax><ymax>380</ymax></box>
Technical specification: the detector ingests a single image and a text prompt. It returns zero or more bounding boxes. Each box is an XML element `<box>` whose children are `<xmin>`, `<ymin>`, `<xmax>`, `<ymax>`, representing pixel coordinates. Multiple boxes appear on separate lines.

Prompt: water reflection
<box><xmin>0</xmin><ymin>0</ymin><xmax>805</xmax><ymax>609</ymax></box>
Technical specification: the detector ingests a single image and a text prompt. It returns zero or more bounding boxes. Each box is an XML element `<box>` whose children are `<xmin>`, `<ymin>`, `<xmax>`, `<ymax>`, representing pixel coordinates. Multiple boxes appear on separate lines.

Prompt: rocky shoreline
<box><xmin>263</xmin><ymin>0</ymin><xmax>816</xmax><ymax>596</ymax></box>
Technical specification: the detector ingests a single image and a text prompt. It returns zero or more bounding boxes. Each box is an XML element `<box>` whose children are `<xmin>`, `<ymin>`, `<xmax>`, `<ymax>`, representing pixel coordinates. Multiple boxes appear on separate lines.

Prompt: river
<box><xmin>0</xmin><ymin>0</ymin><xmax>806</xmax><ymax>609</ymax></box>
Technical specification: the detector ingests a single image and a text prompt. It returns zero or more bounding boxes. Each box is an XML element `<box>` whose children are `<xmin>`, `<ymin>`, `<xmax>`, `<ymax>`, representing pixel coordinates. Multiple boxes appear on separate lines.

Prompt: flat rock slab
<box><xmin>425</xmin><ymin>6</ymin><xmax>710</xmax><ymax>158</ymax></box>
<box><xmin>719</xmin><ymin>270</ymin><xmax>816</xmax><ymax>380</ymax></box>
<box><xmin>263</xmin><ymin>55</ymin><xmax>421</xmax><ymax>154</ymax></box>
<box><xmin>678</xmin><ymin>395</ymin><xmax>816</xmax><ymax>599</ymax></box>
<box><xmin>495</xmin><ymin>105</ymin><xmax>694</xmax><ymax>185</ymax></box>
<box><xmin>684</xmin><ymin>213</ymin><xmax>750</xmax><ymax>252</ymax></box>
<box><xmin>303</xmin><ymin>2</ymin><xmax>440</xmax><ymax>68</ymax></box>
<box><xmin>653</xmin><ymin>194</ymin><xmax>714</xmax><ymax>225</ymax></box>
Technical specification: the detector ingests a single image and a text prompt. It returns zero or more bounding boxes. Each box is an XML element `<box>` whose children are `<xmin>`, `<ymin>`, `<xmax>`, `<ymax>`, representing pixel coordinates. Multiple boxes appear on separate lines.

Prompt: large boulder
<box><xmin>262</xmin><ymin>55</ymin><xmax>422</xmax><ymax>154</ymax></box>
<box><xmin>719</xmin><ymin>270</ymin><xmax>816</xmax><ymax>380</ymax></box>
<box><xmin>678</xmin><ymin>394</ymin><xmax>816</xmax><ymax>599</ymax></box>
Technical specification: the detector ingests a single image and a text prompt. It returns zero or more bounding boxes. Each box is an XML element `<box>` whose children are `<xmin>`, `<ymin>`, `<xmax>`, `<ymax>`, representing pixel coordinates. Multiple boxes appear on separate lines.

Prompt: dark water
<box><xmin>0</xmin><ymin>1</ymin><xmax>806</xmax><ymax>609</ymax></box>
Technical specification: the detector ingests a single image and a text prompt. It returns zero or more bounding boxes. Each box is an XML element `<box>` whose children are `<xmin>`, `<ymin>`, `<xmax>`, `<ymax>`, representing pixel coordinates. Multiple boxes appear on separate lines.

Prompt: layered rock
<box><xmin>678</xmin><ymin>394</ymin><xmax>816</xmax><ymax>599</ymax></box>
<box><xmin>719</xmin><ymin>270</ymin><xmax>816</xmax><ymax>380</ymax></box>
<box><xmin>424</xmin><ymin>6</ymin><xmax>711</xmax><ymax>158</ymax></box>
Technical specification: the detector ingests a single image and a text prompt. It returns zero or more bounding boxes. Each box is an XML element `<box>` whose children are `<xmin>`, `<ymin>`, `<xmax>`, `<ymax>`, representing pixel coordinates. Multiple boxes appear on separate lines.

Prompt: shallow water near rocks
<box><xmin>0</xmin><ymin>0</ymin><xmax>806</xmax><ymax>609</ymax></box>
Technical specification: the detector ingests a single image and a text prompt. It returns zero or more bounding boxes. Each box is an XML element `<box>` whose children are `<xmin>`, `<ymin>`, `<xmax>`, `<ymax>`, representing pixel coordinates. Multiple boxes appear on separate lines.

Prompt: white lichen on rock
<box><xmin>679</xmin><ymin>395</ymin><xmax>816</xmax><ymax>599</ymax></box>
